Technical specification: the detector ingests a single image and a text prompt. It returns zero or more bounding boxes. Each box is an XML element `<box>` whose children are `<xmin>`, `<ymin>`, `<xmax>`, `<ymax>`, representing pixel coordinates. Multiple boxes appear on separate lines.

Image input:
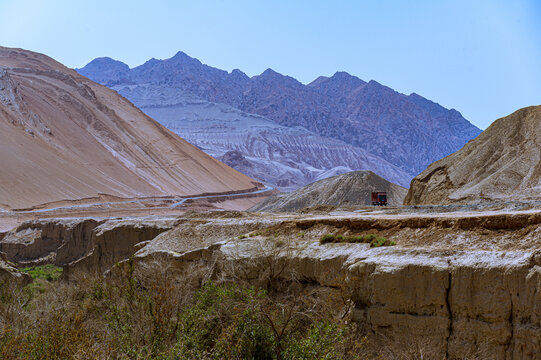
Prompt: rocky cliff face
<box><xmin>0</xmin><ymin>217</ymin><xmax>178</xmax><ymax>274</ymax></box>
<box><xmin>0</xmin><ymin>219</ymin><xmax>102</xmax><ymax>266</ymax></box>
<box><xmin>0</xmin><ymin>251</ymin><xmax>31</xmax><ymax>285</ymax></box>
<box><xmin>130</xmin><ymin>215</ymin><xmax>541</xmax><ymax>360</ymax></box>
<box><xmin>125</xmin><ymin>211</ymin><xmax>541</xmax><ymax>360</ymax></box>
<box><xmin>2</xmin><ymin>210</ymin><xmax>541</xmax><ymax>358</ymax></box>
<box><xmin>78</xmin><ymin>52</ymin><xmax>481</xmax><ymax>185</ymax></box>
<box><xmin>405</xmin><ymin>106</ymin><xmax>541</xmax><ymax>205</ymax></box>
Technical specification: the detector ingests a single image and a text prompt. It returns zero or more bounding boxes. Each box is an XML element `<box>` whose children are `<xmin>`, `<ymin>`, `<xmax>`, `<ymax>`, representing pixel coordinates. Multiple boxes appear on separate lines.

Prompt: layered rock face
<box><xmin>125</xmin><ymin>212</ymin><xmax>541</xmax><ymax>360</ymax></box>
<box><xmin>250</xmin><ymin>170</ymin><xmax>408</xmax><ymax>212</ymax></box>
<box><xmin>78</xmin><ymin>52</ymin><xmax>481</xmax><ymax>188</ymax></box>
<box><xmin>405</xmin><ymin>106</ymin><xmax>541</xmax><ymax>205</ymax></box>
<box><xmin>139</xmin><ymin>99</ymin><xmax>411</xmax><ymax>189</ymax></box>
<box><xmin>0</xmin><ymin>217</ymin><xmax>178</xmax><ymax>275</ymax></box>
<box><xmin>0</xmin><ymin>219</ymin><xmax>101</xmax><ymax>266</ymax></box>
<box><xmin>0</xmin><ymin>47</ymin><xmax>260</xmax><ymax>210</ymax></box>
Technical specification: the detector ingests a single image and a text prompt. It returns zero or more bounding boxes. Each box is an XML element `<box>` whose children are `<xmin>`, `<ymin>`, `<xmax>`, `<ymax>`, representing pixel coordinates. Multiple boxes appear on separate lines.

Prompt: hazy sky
<box><xmin>1</xmin><ymin>0</ymin><xmax>540</xmax><ymax>129</ymax></box>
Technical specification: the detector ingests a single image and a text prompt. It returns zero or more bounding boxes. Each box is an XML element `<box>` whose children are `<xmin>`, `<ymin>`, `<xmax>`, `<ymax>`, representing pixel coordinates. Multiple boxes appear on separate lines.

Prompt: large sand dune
<box><xmin>0</xmin><ymin>47</ymin><xmax>260</xmax><ymax>210</ymax></box>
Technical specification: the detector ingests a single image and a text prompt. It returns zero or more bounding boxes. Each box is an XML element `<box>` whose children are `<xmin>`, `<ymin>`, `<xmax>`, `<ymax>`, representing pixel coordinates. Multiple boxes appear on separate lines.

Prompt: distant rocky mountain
<box><xmin>249</xmin><ymin>170</ymin><xmax>408</xmax><ymax>212</ymax></box>
<box><xmin>78</xmin><ymin>52</ymin><xmax>481</xmax><ymax>187</ymax></box>
<box><xmin>405</xmin><ymin>106</ymin><xmax>541</xmax><ymax>205</ymax></box>
<box><xmin>114</xmin><ymin>90</ymin><xmax>411</xmax><ymax>189</ymax></box>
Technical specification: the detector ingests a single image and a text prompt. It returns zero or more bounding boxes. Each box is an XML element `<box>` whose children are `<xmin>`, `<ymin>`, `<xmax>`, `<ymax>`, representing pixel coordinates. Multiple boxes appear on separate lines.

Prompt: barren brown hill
<box><xmin>0</xmin><ymin>47</ymin><xmax>260</xmax><ymax>210</ymax></box>
<box><xmin>250</xmin><ymin>170</ymin><xmax>407</xmax><ymax>212</ymax></box>
<box><xmin>405</xmin><ymin>106</ymin><xmax>541</xmax><ymax>205</ymax></box>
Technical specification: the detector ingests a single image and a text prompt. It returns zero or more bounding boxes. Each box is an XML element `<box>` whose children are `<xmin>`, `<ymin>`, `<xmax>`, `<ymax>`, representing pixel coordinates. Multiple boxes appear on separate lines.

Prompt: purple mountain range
<box><xmin>78</xmin><ymin>52</ymin><xmax>481</xmax><ymax>189</ymax></box>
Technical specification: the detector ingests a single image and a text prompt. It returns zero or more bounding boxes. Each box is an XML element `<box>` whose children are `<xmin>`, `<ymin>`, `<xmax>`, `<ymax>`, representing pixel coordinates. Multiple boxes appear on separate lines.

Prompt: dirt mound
<box><xmin>250</xmin><ymin>171</ymin><xmax>407</xmax><ymax>212</ymax></box>
<box><xmin>405</xmin><ymin>106</ymin><xmax>541</xmax><ymax>205</ymax></box>
<box><xmin>0</xmin><ymin>47</ymin><xmax>260</xmax><ymax>210</ymax></box>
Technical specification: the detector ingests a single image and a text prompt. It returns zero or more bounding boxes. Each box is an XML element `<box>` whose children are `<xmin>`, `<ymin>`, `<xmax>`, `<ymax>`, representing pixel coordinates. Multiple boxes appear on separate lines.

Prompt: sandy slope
<box><xmin>405</xmin><ymin>106</ymin><xmax>541</xmax><ymax>205</ymax></box>
<box><xmin>0</xmin><ymin>47</ymin><xmax>261</xmax><ymax>210</ymax></box>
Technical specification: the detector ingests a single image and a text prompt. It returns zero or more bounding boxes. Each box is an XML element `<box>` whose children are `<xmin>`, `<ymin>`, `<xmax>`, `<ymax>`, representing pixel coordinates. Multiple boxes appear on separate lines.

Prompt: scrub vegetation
<box><xmin>320</xmin><ymin>233</ymin><xmax>396</xmax><ymax>247</ymax></box>
<box><xmin>0</xmin><ymin>259</ymin><xmax>366</xmax><ymax>360</ymax></box>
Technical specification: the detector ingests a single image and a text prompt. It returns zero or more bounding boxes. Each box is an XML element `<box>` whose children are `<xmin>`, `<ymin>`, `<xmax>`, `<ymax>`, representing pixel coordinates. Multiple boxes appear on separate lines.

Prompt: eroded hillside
<box><xmin>0</xmin><ymin>47</ymin><xmax>262</xmax><ymax>210</ymax></box>
<box><xmin>406</xmin><ymin>106</ymin><xmax>541</xmax><ymax>205</ymax></box>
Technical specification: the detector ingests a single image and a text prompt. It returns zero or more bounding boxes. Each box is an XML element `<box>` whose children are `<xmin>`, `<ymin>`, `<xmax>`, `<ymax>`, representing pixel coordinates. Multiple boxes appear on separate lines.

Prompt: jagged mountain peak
<box><xmin>84</xmin><ymin>56</ymin><xmax>128</xmax><ymax>68</ymax></box>
<box><xmin>77</xmin><ymin>56</ymin><xmax>131</xmax><ymax>86</ymax></box>
<box><xmin>231</xmin><ymin>68</ymin><xmax>249</xmax><ymax>79</ymax></box>
<box><xmin>257</xmin><ymin>68</ymin><xmax>284</xmax><ymax>79</ymax></box>
<box><xmin>168</xmin><ymin>50</ymin><xmax>202</xmax><ymax>66</ymax></box>
<box><xmin>307</xmin><ymin>75</ymin><xmax>329</xmax><ymax>86</ymax></box>
<box><xmin>331</xmin><ymin>71</ymin><xmax>362</xmax><ymax>81</ymax></box>
<box><xmin>253</xmin><ymin>68</ymin><xmax>302</xmax><ymax>88</ymax></box>
<box><xmin>309</xmin><ymin>71</ymin><xmax>367</xmax><ymax>98</ymax></box>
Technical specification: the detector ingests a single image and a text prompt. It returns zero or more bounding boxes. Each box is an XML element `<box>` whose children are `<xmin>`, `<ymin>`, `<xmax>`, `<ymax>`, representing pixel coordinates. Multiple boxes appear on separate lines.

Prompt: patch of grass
<box><xmin>320</xmin><ymin>233</ymin><xmax>396</xmax><ymax>247</ymax></box>
<box><xmin>320</xmin><ymin>234</ymin><xmax>336</xmax><ymax>244</ymax></box>
<box><xmin>249</xmin><ymin>231</ymin><xmax>262</xmax><ymax>237</ymax></box>
<box><xmin>238</xmin><ymin>234</ymin><xmax>247</xmax><ymax>239</ymax></box>
<box><xmin>21</xmin><ymin>264</ymin><xmax>62</xmax><ymax>282</ymax></box>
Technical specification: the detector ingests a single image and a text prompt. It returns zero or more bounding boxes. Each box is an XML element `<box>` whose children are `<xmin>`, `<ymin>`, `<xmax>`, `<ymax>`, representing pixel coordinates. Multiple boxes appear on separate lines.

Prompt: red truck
<box><xmin>371</xmin><ymin>192</ymin><xmax>387</xmax><ymax>206</ymax></box>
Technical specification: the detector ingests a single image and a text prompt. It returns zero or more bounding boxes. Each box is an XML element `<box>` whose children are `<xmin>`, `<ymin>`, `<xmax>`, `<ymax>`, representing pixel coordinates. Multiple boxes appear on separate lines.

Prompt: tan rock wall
<box><xmin>137</xmin><ymin>237</ymin><xmax>540</xmax><ymax>360</ymax></box>
<box><xmin>0</xmin><ymin>219</ymin><xmax>102</xmax><ymax>266</ymax></box>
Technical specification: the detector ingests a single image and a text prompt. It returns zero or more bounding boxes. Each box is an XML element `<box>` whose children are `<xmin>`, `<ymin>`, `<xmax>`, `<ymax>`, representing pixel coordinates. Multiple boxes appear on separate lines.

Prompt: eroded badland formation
<box><xmin>1</xmin><ymin>47</ymin><xmax>540</xmax><ymax>359</ymax></box>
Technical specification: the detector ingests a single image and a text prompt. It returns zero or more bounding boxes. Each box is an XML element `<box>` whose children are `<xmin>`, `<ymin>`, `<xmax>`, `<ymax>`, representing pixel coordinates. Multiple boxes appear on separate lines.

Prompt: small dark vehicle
<box><xmin>371</xmin><ymin>192</ymin><xmax>387</xmax><ymax>206</ymax></box>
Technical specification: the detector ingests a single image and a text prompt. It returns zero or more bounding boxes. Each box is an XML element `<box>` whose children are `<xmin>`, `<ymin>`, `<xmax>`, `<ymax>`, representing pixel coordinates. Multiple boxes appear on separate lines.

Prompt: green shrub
<box><xmin>320</xmin><ymin>234</ymin><xmax>336</xmax><ymax>244</ymax></box>
<box><xmin>370</xmin><ymin>237</ymin><xmax>395</xmax><ymax>247</ymax></box>
<box><xmin>320</xmin><ymin>233</ymin><xmax>397</xmax><ymax>247</ymax></box>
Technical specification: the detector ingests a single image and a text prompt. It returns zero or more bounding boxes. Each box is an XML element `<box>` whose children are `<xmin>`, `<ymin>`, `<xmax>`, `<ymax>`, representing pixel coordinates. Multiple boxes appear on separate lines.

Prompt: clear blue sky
<box><xmin>1</xmin><ymin>0</ymin><xmax>540</xmax><ymax>129</ymax></box>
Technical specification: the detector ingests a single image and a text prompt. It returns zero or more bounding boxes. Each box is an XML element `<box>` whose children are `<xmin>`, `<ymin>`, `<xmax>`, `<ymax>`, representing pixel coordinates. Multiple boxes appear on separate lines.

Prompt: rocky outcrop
<box><xmin>405</xmin><ymin>106</ymin><xmax>541</xmax><ymax>205</ymax></box>
<box><xmin>127</xmin><ymin>233</ymin><xmax>540</xmax><ymax>360</ymax></box>
<box><xmin>0</xmin><ymin>251</ymin><xmax>31</xmax><ymax>285</ymax></box>
<box><xmin>0</xmin><ymin>217</ymin><xmax>178</xmax><ymax>275</ymax></box>
<box><xmin>250</xmin><ymin>170</ymin><xmax>408</xmax><ymax>212</ymax></box>
<box><xmin>65</xmin><ymin>218</ymin><xmax>179</xmax><ymax>277</ymax></box>
<box><xmin>0</xmin><ymin>219</ymin><xmax>102</xmax><ymax>266</ymax></box>
<box><xmin>120</xmin><ymin>210</ymin><xmax>541</xmax><ymax>359</ymax></box>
